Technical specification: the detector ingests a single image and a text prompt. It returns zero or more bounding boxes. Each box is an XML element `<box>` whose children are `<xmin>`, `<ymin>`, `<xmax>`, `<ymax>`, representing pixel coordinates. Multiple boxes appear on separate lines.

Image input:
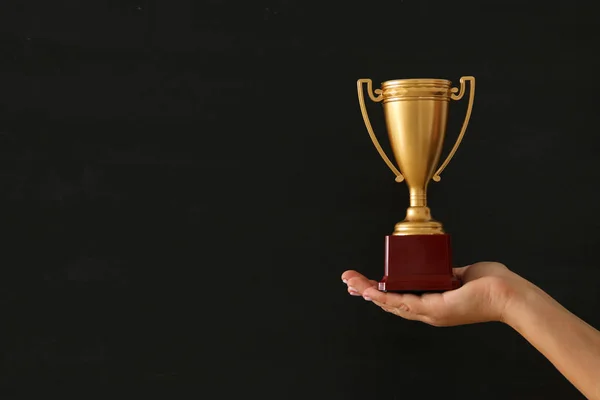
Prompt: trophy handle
<box><xmin>357</xmin><ymin>79</ymin><xmax>404</xmax><ymax>183</ymax></box>
<box><xmin>432</xmin><ymin>76</ymin><xmax>475</xmax><ymax>182</ymax></box>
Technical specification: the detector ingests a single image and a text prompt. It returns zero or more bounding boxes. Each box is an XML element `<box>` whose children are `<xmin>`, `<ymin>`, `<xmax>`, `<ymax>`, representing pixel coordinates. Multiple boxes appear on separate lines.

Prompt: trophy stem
<box><xmin>409</xmin><ymin>188</ymin><xmax>427</xmax><ymax>208</ymax></box>
<box><xmin>393</xmin><ymin>186</ymin><xmax>443</xmax><ymax>235</ymax></box>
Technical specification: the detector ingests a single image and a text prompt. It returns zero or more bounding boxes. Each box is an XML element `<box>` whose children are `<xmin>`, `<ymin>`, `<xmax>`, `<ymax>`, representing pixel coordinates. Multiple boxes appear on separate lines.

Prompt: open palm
<box><xmin>342</xmin><ymin>262</ymin><xmax>524</xmax><ymax>327</ymax></box>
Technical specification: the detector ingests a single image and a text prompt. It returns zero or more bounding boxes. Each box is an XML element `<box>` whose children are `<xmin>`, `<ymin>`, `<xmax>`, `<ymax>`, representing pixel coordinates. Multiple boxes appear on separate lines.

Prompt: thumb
<box><xmin>452</xmin><ymin>265</ymin><xmax>471</xmax><ymax>279</ymax></box>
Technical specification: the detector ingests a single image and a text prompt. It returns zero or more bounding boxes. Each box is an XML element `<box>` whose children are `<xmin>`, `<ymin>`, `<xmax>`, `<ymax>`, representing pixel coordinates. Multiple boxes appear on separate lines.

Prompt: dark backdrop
<box><xmin>0</xmin><ymin>1</ymin><xmax>597</xmax><ymax>398</ymax></box>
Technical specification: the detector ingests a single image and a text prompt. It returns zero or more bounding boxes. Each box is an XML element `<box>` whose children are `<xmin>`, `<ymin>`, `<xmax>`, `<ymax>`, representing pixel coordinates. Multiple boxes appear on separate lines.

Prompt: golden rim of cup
<box><xmin>381</xmin><ymin>78</ymin><xmax>452</xmax><ymax>89</ymax></box>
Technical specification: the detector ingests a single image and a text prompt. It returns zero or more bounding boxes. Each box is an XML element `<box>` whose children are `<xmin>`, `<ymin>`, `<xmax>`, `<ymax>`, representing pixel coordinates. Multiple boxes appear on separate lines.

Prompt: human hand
<box><xmin>342</xmin><ymin>262</ymin><xmax>528</xmax><ymax>327</ymax></box>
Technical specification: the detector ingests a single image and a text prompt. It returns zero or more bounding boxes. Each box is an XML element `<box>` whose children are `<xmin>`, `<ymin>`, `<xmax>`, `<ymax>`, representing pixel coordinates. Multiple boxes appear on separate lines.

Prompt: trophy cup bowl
<box><xmin>357</xmin><ymin>76</ymin><xmax>475</xmax><ymax>293</ymax></box>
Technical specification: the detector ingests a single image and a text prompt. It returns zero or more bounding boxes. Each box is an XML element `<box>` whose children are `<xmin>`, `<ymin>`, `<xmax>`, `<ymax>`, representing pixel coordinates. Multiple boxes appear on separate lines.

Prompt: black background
<box><xmin>0</xmin><ymin>1</ymin><xmax>598</xmax><ymax>398</ymax></box>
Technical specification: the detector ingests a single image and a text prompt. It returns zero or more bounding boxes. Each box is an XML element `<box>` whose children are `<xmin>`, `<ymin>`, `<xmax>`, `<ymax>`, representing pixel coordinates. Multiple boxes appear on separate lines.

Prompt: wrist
<box><xmin>498</xmin><ymin>272</ymin><xmax>545</xmax><ymax>327</ymax></box>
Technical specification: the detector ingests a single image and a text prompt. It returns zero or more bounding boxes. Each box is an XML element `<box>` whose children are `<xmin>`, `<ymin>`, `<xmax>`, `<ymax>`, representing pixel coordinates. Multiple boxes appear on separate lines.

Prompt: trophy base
<box><xmin>379</xmin><ymin>234</ymin><xmax>461</xmax><ymax>293</ymax></box>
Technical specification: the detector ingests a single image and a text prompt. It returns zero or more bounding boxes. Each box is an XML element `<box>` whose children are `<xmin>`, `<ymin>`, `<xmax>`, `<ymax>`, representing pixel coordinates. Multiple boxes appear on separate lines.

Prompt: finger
<box><xmin>341</xmin><ymin>270</ymin><xmax>378</xmax><ymax>286</ymax></box>
<box><xmin>346</xmin><ymin>275</ymin><xmax>377</xmax><ymax>294</ymax></box>
<box><xmin>347</xmin><ymin>286</ymin><xmax>362</xmax><ymax>296</ymax></box>
<box><xmin>372</xmin><ymin>300</ymin><xmax>398</xmax><ymax>314</ymax></box>
<box><xmin>341</xmin><ymin>270</ymin><xmax>367</xmax><ymax>283</ymax></box>
<box><xmin>373</xmin><ymin>301</ymin><xmax>397</xmax><ymax>314</ymax></box>
<box><xmin>341</xmin><ymin>270</ymin><xmax>377</xmax><ymax>290</ymax></box>
<box><xmin>363</xmin><ymin>288</ymin><xmax>425</xmax><ymax>315</ymax></box>
<box><xmin>372</xmin><ymin>299</ymin><xmax>425</xmax><ymax>322</ymax></box>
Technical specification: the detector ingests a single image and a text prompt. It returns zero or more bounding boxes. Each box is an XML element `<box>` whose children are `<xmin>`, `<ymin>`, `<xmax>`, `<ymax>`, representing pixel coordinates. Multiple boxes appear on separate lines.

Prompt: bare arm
<box><xmin>342</xmin><ymin>262</ymin><xmax>600</xmax><ymax>399</ymax></box>
<box><xmin>504</xmin><ymin>279</ymin><xmax>600</xmax><ymax>400</ymax></box>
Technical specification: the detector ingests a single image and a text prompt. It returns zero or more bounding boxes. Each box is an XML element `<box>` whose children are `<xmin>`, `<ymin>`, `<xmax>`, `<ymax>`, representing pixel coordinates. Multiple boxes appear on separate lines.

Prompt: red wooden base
<box><xmin>379</xmin><ymin>234</ymin><xmax>461</xmax><ymax>293</ymax></box>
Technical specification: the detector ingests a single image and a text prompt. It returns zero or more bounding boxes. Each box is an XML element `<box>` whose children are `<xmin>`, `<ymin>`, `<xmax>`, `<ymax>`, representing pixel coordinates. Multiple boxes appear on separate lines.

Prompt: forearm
<box><xmin>504</xmin><ymin>278</ymin><xmax>600</xmax><ymax>400</ymax></box>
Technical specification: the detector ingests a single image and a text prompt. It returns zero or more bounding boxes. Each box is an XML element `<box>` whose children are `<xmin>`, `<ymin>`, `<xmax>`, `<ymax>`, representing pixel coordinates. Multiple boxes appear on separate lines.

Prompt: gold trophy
<box><xmin>357</xmin><ymin>76</ymin><xmax>475</xmax><ymax>292</ymax></box>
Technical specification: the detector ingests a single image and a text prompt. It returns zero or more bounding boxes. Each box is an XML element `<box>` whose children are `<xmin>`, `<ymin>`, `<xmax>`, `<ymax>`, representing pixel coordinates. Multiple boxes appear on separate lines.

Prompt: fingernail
<box><xmin>342</xmin><ymin>279</ymin><xmax>348</xmax><ymax>284</ymax></box>
<box><xmin>363</xmin><ymin>296</ymin><xmax>372</xmax><ymax>301</ymax></box>
<box><xmin>348</xmin><ymin>286</ymin><xmax>357</xmax><ymax>292</ymax></box>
